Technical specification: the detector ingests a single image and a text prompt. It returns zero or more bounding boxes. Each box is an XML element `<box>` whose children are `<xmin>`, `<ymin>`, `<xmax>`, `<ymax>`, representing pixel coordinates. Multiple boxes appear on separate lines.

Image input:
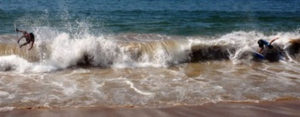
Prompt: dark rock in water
<box><xmin>286</xmin><ymin>40</ymin><xmax>300</xmax><ymax>57</ymax></box>
<box><xmin>261</xmin><ymin>45</ymin><xmax>283</xmax><ymax>62</ymax></box>
<box><xmin>76</xmin><ymin>53</ymin><xmax>94</xmax><ymax>67</ymax></box>
<box><xmin>190</xmin><ymin>45</ymin><xmax>235</xmax><ymax>62</ymax></box>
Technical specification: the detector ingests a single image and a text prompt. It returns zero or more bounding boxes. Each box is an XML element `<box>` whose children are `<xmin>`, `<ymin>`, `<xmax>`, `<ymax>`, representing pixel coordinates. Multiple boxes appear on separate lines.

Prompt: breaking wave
<box><xmin>0</xmin><ymin>30</ymin><xmax>299</xmax><ymax>72</ymax></box>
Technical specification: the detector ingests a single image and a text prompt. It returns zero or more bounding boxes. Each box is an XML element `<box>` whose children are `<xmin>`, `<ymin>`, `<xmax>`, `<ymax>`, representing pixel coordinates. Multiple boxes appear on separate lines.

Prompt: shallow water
<box><xmin>1</xmin><ymin>59</ymin><xmax>300</xmax><ymax>109</ymax></box>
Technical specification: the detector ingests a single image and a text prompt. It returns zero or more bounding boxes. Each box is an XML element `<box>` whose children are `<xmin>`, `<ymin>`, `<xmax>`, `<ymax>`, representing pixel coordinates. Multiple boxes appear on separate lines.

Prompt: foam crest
<box><xmin>47</xmin><ymin>31</ymin><xmax>192</xmax><ymax>68</ymax></box>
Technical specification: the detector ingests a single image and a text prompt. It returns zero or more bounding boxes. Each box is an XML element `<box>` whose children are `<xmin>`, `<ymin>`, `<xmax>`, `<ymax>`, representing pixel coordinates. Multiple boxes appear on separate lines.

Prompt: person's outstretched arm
<box><xmin>16</xmin><ymin>28</ymin><xmax>26</xmax><ymax>33</ymax></box>
<box><xmin>269</xmin><ymin>37</ymin><xmax>279</xmax><ymax>45</ymax></box>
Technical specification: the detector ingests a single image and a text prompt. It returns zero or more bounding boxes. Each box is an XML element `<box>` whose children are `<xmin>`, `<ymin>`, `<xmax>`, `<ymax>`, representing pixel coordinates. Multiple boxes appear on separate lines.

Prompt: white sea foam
<box><xmin>0</xmin><ymin>30</ymin><xmax>299</xmax><ymax>73</ymax></box>
<box><xmin>0</xmin><ymin>90</ymin><xmax>9</xmax><ymax>97</ymax></box>
<box><xmin>124</xmin><ymin>80</ymin><xmax>154</xmax><ymax>96</ymax></box>
<box><xmin>0</xmin><ymin>107</ymin><xmax>15</xmax><ymax>112</ymax></box>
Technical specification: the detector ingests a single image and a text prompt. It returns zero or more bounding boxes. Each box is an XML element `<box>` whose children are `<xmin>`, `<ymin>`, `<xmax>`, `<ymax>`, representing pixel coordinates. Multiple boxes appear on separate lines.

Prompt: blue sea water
<box><xmin>0</xmin><ymin>0</ymin><xmax>299</xmax><ymax>35</ymax></box>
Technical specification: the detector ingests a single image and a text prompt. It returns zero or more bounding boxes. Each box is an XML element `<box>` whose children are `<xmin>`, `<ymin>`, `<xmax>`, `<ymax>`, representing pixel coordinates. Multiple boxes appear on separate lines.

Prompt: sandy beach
<box><xmin>1</xmin><ymin>100</ymin><xmax>300</xmax><ymax>117</ymax></box>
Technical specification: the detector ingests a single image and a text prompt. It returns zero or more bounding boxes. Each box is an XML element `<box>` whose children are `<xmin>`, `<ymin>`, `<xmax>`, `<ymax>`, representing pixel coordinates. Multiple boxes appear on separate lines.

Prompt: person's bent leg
<box><xmin>20</xmin><ymin>42</ymin><xmax>30</xmax><ymax>48</ymax></box>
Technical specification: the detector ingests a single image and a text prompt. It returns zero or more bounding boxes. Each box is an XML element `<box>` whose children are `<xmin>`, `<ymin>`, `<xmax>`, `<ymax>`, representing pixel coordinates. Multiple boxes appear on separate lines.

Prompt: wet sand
<box><xmin>1</xmin><ymin>100</ymin><xmax>300</xmax><ymax>117</ymax></box>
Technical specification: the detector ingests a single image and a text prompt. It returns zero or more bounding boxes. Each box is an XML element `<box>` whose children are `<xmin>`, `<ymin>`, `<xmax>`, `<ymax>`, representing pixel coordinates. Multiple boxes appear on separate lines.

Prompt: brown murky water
<box><xmin>1</xmin><ymin>61</ymin><xmax>300</xmax><ymax>109</ymax></box>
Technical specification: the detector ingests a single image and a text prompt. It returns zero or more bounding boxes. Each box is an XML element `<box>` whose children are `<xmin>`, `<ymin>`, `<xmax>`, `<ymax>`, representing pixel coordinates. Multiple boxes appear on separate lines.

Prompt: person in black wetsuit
<box><xmin>257</xmin><ymin>37</ymin><xmax>284</xmax><ymax>62</ymax></box>
<box><xmin>16</xmin><ymin>28</ymin><xmax>35</xmax><ymax>50</ymax></box>
<box><xmin>257</xmin><ymin>37</ymin><xmax>279</xmax><ymax>54</ymax></box>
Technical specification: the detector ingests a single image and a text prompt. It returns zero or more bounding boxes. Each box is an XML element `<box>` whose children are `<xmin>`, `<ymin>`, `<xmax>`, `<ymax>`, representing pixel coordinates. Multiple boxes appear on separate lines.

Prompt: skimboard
<box><xmin>253</xmin><ymin>52</ymin><xmax>264</xmax><ymax>60</ymax></box>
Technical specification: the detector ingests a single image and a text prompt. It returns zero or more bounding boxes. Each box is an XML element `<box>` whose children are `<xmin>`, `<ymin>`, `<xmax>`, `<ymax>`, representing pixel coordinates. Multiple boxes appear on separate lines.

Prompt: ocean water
<box><xmin>1</xmin><ymin>0</ymin><xmax>300</xmax><ymax>35</ymax></box>
<box><xmin>0</xmin><ymin>0</ymin><xmax>300</xmax><ymax>110</ymax></box>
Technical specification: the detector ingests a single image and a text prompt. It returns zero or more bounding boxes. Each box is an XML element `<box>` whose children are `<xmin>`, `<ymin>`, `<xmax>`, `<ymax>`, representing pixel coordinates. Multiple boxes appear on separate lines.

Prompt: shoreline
<box><xmin>1</xmin><ymin>100</ymin><xmax>300</xmax><ymax>117</ymax></box>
